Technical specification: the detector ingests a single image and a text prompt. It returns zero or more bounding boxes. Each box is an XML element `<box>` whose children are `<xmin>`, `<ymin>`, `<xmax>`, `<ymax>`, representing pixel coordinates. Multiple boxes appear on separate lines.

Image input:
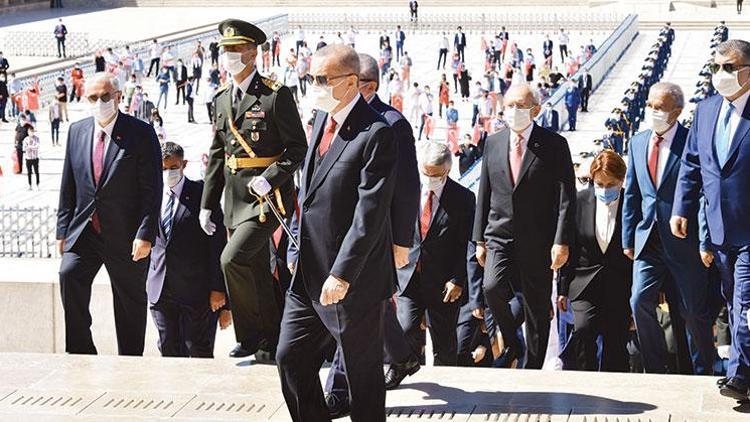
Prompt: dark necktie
<box><xmin>161</xmin><ymin>190</ymin><xmax>175</xmax><ymax>240</ymax></box>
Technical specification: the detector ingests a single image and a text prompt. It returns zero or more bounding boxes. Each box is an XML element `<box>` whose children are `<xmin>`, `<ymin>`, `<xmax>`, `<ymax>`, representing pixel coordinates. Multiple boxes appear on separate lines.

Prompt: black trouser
<box><xmin>206</xmin><ymin>103</ymin><xmax>213</xmax><ymax>122</ymax></box>
<box><xmin>437</xmin><ymin>48</ymin><xmax>448</xmax><ymax>69</ymax></box>
<box><xmin>150</xmin><ymin>288</ymin><xmax>217</xmax><ymax>358</ymax></box>
<box><xmin>456</xmin><ymin>304</ymin><xmax>492</xmax><ymax>366</ymax></box>
<box><xmin>295</xmin><ymin>40</ymin><xmax>304</xmax><ymax>55</ymax></box>
<box><xmin>277</xmin><ymin>290</ymin><xmax>385</xmax><ymax>422</ymax></box>
<box><xmin>147</xmin><ymin>58</ymin><xmax>160</xmax><ymax>77</ymax></box>
<box><xmin>211</xmin><ymin>53</ymin><xmax>218</xmax><ymax>66</ymax></box>
<box><xmin>483</xmin><ymin>246</ymin><xmax>552</xmax><ymax>369</ymax></box>
<box><xmin>570</xmin><ymin>279</ymin><xmax>630</xmax><ymax>372</ymax></box>
<box><xmin>59</xmin><ymin>226</ymin><xmax>149</xmax><ymax>355</ymax></box>
<box><xmin>299</xmin><ymin>76</ymin><xmax>307</xmax><ymax>97</ymax></box>
<box><xmin>739</xmin><ymin>0</ymin><xmax>743</xmax><ymax>13</ymax></box>
<box><xmin>453</xmin><ymin>74</ymin><xmax>459</xmax><ymax>93</ymax></box>
<box><xmin>580</xmin><ymin>89</ymin><xmax>591</xmax><ymax>111</ymax></box>
<box><xmin>25</xmin><ymin>158</ymin><xmax>39</xmax><ymax>186</ymax></box>
<box><xmin>397</xmin><ymin>272</ymin><xmax>460</xmax><ymax>366</ymax></box>
<box><xmin>51</xmin><ymin>119</ymin><xmax>61</xmax><ymax>144</ymax></box>
<box><xmin>560</xmin><ymin>44</ymin><xmax>568</xmax><ymax>62</ymax></box>
<box><xmin>456</xmin><ymin>45</ymin><xmax>465</xmax><ymax>62</ymax></box>
<box><xmin>325</xmin><ymin>298</ymin><xmax>414</xmax><ymax>400</ymax></box>
<box><xmin>0</xmin><ymin>97</ymin><xmax>7</xmax><ymax>120</ymax></box>
<box><xmin>57</xmin><ymin>38</ymin><xmax>66</xmax><ymax>57</ymax></box>
<box><xmin>15</xmin><ymin>148</ymin><xmax>23</xmax><ymax>173</ymax></box>
<box><xmin>221</xmin><ymin>218</ymin><xmax>281</xmax><ymax>348</ymax></box>
<box><xmin>290</xmin><ymin>85</ymin><xmax>298</xmax><ymax>103</ymax></box>
<box><xmin>175</xmin><ymin>83</ymin><xmax>186</xmax><ymax>104</ymax></box>
<box><xmin>187</xmin><ymin>97</ymin><xmax>194</xmax><ymax>122</ymax></box>
<box><xmin>410</xmin><ymin>10</ymin><xmax>417</xmax><ymax>21</ymax></box>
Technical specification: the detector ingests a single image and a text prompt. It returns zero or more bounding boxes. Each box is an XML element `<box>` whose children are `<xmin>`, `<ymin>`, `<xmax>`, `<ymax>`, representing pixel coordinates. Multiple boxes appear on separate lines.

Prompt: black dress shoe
<box><xmin>253</xmin><ymin>348</ymin><xmax>276</xmax><ymax>364</ymax></box>
<box><xmin>228</xmin><ymin>342</ymin><xmax>258</xmax><ymax>358</ymax></box>
<box><xmin>720</xmin><ymin>378</ymin><xmax>750</xmax><ymax>401</ymax></box>
<box><xmin>717</xmin><ymin>377</ymin><xmax>730</xmax><ymax>388</ymax></box>
<box><xmin>325</xmin><ymin>393</ymin><xmax>351</xmax><ymax>419</ymax></box>
<box><xmin>384</xmin><ymin>358</ymin><xmax>420</xmax><ymax>390</ymax></box>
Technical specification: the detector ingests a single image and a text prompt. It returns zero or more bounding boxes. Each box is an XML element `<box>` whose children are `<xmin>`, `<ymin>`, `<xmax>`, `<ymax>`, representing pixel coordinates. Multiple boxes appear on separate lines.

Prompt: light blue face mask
<box><xmin>594</xmin><ymin>185</ymin><xmax>620</xmax><ymax>203</ymax></box>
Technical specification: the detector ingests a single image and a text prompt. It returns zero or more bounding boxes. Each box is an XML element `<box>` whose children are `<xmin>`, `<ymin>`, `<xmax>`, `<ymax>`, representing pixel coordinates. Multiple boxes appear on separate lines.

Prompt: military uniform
<box><xmin>201</xmin><ymin>19</ymin><xmax>307</xmax><ymax>353</ymax></box>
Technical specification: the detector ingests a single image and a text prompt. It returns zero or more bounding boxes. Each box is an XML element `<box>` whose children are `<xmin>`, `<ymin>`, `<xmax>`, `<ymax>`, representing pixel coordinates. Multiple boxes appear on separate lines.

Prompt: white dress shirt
<box><xmin>162</xmin><ymin>175</ymin><xmax>185</xmax><ymax>222</ymax></box>
<box><xmin>720</xmin><ymin>87</ymin><xmax>750</xmax><ymax>148</ymax></box>
<box><xmin>440</xmin><ymin>36</ymin><xmax>449</xmax><ymax>50</ymax></box>
<box><xmin>420</xmin><ymin>179</ymin><xmax>446</xmax><ymax>225</ymax></box>
<box><xmin>233</xmin><ymin>68</ymin><xmax>257</xmax><ymax>102</ymax></box>
<box><xmin>92</xmin><ymin>112</ymin><xmax>119</xmax><ymax>165</ymax></box>
<box><xmin>648</xmin><ymin>121</ymin><xmax>677</xmax><ymax>189</ymax></box>
<box><xmin>326</xmin><ymin>93</ymin><xmax>361</xmax><ymax>147</ymax></box>
<box><xmin>595</xmin><ymin>196</ymin><xmax>619</xmax><ymax>253</ymax></box>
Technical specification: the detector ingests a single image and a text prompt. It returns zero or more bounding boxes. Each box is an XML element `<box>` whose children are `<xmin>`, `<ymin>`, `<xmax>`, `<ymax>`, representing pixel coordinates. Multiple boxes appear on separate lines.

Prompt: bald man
<box><xmin>473</xmin><ymin>83</ymin><xmax>576</xmax><ymax>369</ymax></box>
<box><xmin>57</xmin><ymin>72</ymin><xmax>162</xmax><ymax>356</ymax></box>
<box><xmin>276</xmin><ymin>44</ymin><xmax>397</xmax><ymax>421</ymax></box>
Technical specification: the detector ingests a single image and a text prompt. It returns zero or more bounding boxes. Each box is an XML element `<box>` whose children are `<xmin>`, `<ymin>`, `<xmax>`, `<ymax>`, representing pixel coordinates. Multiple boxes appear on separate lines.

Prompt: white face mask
<box><xmin>420</xmin><ymin>173</ymin><xmax>445</xmax><ymax>192</ymax></box>
<box><xmin>646</xmin><ymin>108</ymin><xmax>673</xmax><ymax>134</ymax></box>
<box><xmin>222</xmin><ymin>52</ymin><xmax>247</xmax><ymax>75</ymax></box>
<box><xmin>505</xmin><ymin>106</ymin><xmax>532</xmax><ymax>132</ymax></box>
<box><xmin>91</xmin><ymin>98</ymin><xmax>117</xmax><ymax>124</ymax></box>
<box><xmin>163</xmin><ymin>168</ymin><xmax>182</xmax><ymax>188</ymax></box>
<box><xmin>310</xmin><ymin>80</ymin><xmax>347</xmax><ymax>114</ymax></box>
<box><xmin>712</xmin><ymin>67</ymin><xmax>748</xmax><ymax>98</ymax></box>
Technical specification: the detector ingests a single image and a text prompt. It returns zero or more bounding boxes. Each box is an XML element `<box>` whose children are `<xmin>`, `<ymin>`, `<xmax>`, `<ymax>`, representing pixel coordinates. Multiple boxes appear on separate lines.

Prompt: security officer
<box><xmin>200</xmin><ymin>19</ymin><xmax>307</xmax><ymax>360</ymax></box>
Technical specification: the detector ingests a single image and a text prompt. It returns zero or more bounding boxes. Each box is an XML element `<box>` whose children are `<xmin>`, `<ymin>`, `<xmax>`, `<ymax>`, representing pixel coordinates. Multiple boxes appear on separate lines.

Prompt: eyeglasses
<box><xmin>707</xmin><ymin>63</ymin><xmax>750</xmax><ymax>74</ymax></box>
<box><xmin>86</xmin><ymin>93</ymin><xmax>113</xmax><ymax>103</ymax></box>
<box><xmin>311</xmin><ymin>73</ymin><xmax>355</xmax><ymax>86</ymax></box>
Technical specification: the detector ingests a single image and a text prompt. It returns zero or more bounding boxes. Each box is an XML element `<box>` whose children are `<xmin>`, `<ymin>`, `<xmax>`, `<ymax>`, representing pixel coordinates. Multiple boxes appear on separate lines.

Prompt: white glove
<box><xmin>248</xmin><ymin>176</ymin><xmax>272</xmax><ymax>197</ymax></box>
<box><xmin>199</xmin><ymin>209</ymin><xmax>216</xmax><ymax>236</ymax></box>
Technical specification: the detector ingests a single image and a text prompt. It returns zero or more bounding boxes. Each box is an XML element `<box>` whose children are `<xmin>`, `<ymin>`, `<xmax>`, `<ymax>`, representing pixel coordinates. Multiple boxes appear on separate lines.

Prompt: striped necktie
<box><xmin>161</xmin><ymin>190</ymin><xmax>175</xmax><ymax>240</ymax></box>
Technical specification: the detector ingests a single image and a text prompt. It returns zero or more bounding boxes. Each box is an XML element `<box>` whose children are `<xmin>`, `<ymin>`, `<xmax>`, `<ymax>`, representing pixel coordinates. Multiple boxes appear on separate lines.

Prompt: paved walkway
<box><xmin>0</xmin><ymin>351</ymin><xmax>747</xmax><ymax>421</ymax></box>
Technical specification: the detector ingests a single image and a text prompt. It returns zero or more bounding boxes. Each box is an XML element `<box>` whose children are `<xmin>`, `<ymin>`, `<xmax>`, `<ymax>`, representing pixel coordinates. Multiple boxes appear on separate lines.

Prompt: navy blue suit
<box><xmin>323</xmin><ymin>94</ymin><xmax>419</xmax><ymax>399</ymax></box>
<box><xmin>674</xmin><ymin>93</ymin><xmax>750</xmax><ymax>384</ymax></box>
<box><xmin>276</xmin><ymin>96</ymin><xmax>396</xmax><ymax>422</ymax></box>
<box><xmin>396</xmin><ymin>178</ymin><xmax>474</xmax><ymax>365</ymax></box>
<box><xmin>564</xmin><ymin>85</ymin><xmax>581</xmax><ymax>130</ymax></box>
<box><xmin>57</xmin><ymin>112</ymin><xmax>162</xmax><ymax>356</ymax></box>
<box><xmin>147</xmin><ymin>178</ymin><xmax>226</xmax><ymax>358</ymax></box>
<box><xmin>623</xmin><ymin>124</ymin><xmax>715</xmax><ymax>374</ymax></box>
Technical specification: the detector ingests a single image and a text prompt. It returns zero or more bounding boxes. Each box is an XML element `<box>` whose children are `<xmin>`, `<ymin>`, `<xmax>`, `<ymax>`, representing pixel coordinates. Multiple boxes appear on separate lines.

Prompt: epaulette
<box><xmin>261</xmin><ymin>77</ymin><xmax>282</xmax><ymax>92</ymax></box>
<box><xmin>216</xmin><ymin>82</ymin><xmax>231</xmax><ymax>94</ymax></box>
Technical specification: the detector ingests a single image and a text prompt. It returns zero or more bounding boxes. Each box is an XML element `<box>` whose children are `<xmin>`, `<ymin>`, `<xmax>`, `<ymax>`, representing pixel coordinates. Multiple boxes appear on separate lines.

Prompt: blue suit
<box><xmin>674</xmin><ymin>93</ymin><xmax>750</xmax><ymax>384</ymax></box>
<box><xmin>564</xmin><ymin>86</ymin><xmax>581</xmax><ymax>131</ymax></box>
<box><xmin>622</xmin><ymin>124</ymin><xmax>715</xmax><ymax>374</ymax></box>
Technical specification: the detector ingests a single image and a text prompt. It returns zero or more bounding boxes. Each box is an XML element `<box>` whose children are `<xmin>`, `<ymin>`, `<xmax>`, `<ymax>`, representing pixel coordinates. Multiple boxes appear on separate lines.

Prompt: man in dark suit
<box><xmin>409</xmin><ymin>1</ymin><xmax>418</xmax><ymax>22</ymax></box>
<box><xmin>394</xmin><ymin>25</ymin><xmax>406</xmax><ymax>62</ymax></box>
<box><xmin>564</xmin><ymin>82</ymin><xmax>581</xmax><ymax>131</ymax></box>
<box><xmin>473</xmin><ymin>83</ymin><xmax>576</xmax><ymax>369</ymax></box>
<box><xmin>57</xmin><ymin>72</ymin><xmax>162</xmax><ymax>355</ymax></box>
<box><xmin>542</xmin><ymin>35</ymin><xmax>554</xmax><ymax>63</ymax></box>
<box><xmin>175</xmin><ymin>59</ymin><xmax>189</xmax><ymax>105</ymax></box>
<box><xmin>275</xmin><ymin>44</ymin><xmax>396</xmax><ymax>422</ymax></box>
<box><xmin>397</xmin><ymin>141</ymin><xmax>474</xmax><ymax>366</ymax></box>
<box><xmin>537</xmin><ymin>102</ymin><xmax>559</xmax><ymax>133</ymax></box>
<box><xmin>623</xmin><ymin>82</ymin><xmax>715</xmax><ymax>376</ymax></box>
<box><xmin>454</xmin><ymin>26</ymin><xmax>467</xmax><ymax>62</ymax></box>
<box><xmin>379</xmin><ymin>31</ymin><xmax>390</xmax><ymax>50</ymax></box>
<box><xmin>673</xmin><ymin>40</ymin><xmax>750</xmax><ymax>400</ymax></box>
<box><xmin>578</xmin><ymin>69</ymin><xmax>593</xmax><ymax>112</ymax></box>
<box><xmin>321</xmin><ymin>53</ymin><xmax>420</xmax><ymax>419</ymax></box>
<box><xmin>147</xmin><ymin>142</ymin><xmax>227</xmax><ymax>358</ymax></box>
<box><xmin>559</xmin><ymin>150</ymin><xmax>632</xmax><ymax>372</ymax></box>
<box><xmin>54</xmin><ymin>18</ymin><xmax>67</xmax><ymax>58</ymax></box>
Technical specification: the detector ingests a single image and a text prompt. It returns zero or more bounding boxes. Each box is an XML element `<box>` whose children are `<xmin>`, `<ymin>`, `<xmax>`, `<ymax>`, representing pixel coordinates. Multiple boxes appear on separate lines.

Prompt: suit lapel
<box><xmin>302</xmin><ymin>111</ymin><xmax>326</xmax><ymax>200</ymax></box>
<box><xmin>586</xmin><ymin>189</ymin><xmax>603</xmax><ymax>260</ymax></box>
<box><xmin>83</xmin><ymin>118</ymin><xmax>95</xmax><ymax>187</ymax></box>
<box><xmin>514</xmin><ymin>124</ymin><xmax>539</xmax><ymax>191</ymax></box>
<box><xmin>640</xmin><ymin>130</ymin><xmax>657</xmax><ymax>193</ymax></box>
<box><xmin>424</xmin><ymin>183</ymin><xmax>450</xmax><ymax>241</ymax></box>
<box><xmin>497</xmin><ymin>130</ymin><xmax>513</xmax><ymax>188</ymax></box>
<box><xmin>98</xmin><ymin>113</ymin><xmax>125</xmax><ymax>190</ymax></box>
<box><xmin>725</xmin><ymin>98</ymin><xmax>750</xmax><ymax>168</ymax></box>
<box><xmin>604</xmin><ymin>193</ymin><xmax>624</xmax><ymax>256</ymax></box>
<box><xmin>306</xmin><ymin>99</ymin><xmax>365</xmax><ymax>201</ymax></box>
<box><xmin>707</xmin><ymin>97</ymin><xmax>723</xmax><ymax>167</ymax></box>
<box><xmin>658</xmin><ymin>125</ymin><xmax>685</xmax><ymax>193</ymax></box>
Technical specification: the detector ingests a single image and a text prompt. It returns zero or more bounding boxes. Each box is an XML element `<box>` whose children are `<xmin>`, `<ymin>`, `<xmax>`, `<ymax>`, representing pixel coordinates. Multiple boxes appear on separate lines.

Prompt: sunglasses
<box><xmin>86</xmin><ymin>93</ymin><xmax>113</xmax><ymax>103</ymax></box>
<box><xmin>707</xmin><ymin>63</ymin><xmax>750</xmax><ymax>74</ymax></box>
<box><xmin>311</xmin><ymin>73</ymin><xmax>355</xmax><ymax>86</ymax></box>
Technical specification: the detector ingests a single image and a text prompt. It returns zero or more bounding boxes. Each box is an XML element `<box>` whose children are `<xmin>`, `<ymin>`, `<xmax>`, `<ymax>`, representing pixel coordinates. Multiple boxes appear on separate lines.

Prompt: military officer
<box><xmin>200</xmin><ymin>19</ymin><xmax>308</xmax><ymax>360</ymax></box>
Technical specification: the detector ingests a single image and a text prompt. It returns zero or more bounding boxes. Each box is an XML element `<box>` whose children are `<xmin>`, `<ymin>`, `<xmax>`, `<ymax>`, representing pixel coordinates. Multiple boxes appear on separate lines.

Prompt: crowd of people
<box><xmin>0</xmin><ymin>10</ymin><xmax>747</xmax><ymax>421</ymax></box>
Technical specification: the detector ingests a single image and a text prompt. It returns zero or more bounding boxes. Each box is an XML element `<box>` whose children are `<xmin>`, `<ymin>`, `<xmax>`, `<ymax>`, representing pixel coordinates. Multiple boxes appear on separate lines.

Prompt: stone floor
<box><xmin>0</xmin><ymin>352</ymin><xmax>748</xmax><ymax>421</ymax></box>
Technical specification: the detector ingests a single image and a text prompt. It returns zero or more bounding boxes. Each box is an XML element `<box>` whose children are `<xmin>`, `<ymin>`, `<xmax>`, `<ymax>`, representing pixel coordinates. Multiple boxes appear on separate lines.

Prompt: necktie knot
<box><xmin>653</xmin><ymin>134</ymin><xmax>664</xmax><ymax>147</ymax></box>
<box><xmin>327</xmin><ymin>117</ymin><xmax>338</xmax><ymax>133</ymax></box>
<box><xmin>98</xmin><ymin>130</ymin><xmax>106</xmax><ymax>143</ymax></box>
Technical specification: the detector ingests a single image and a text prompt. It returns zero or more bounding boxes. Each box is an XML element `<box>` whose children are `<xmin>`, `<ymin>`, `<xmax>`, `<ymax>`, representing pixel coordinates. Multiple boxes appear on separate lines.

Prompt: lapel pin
<box><xmin>533</xmin><ymin>142</ymin><xmax>539</xmax><ymax>148</ymax></box>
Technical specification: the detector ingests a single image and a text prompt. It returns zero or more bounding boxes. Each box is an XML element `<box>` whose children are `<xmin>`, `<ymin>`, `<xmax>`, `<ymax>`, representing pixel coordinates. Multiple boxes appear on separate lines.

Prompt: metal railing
<box><xmin>0</xmin><ymin>205</ymin><xmax>59</xmax><ymax>259</ymax></box>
